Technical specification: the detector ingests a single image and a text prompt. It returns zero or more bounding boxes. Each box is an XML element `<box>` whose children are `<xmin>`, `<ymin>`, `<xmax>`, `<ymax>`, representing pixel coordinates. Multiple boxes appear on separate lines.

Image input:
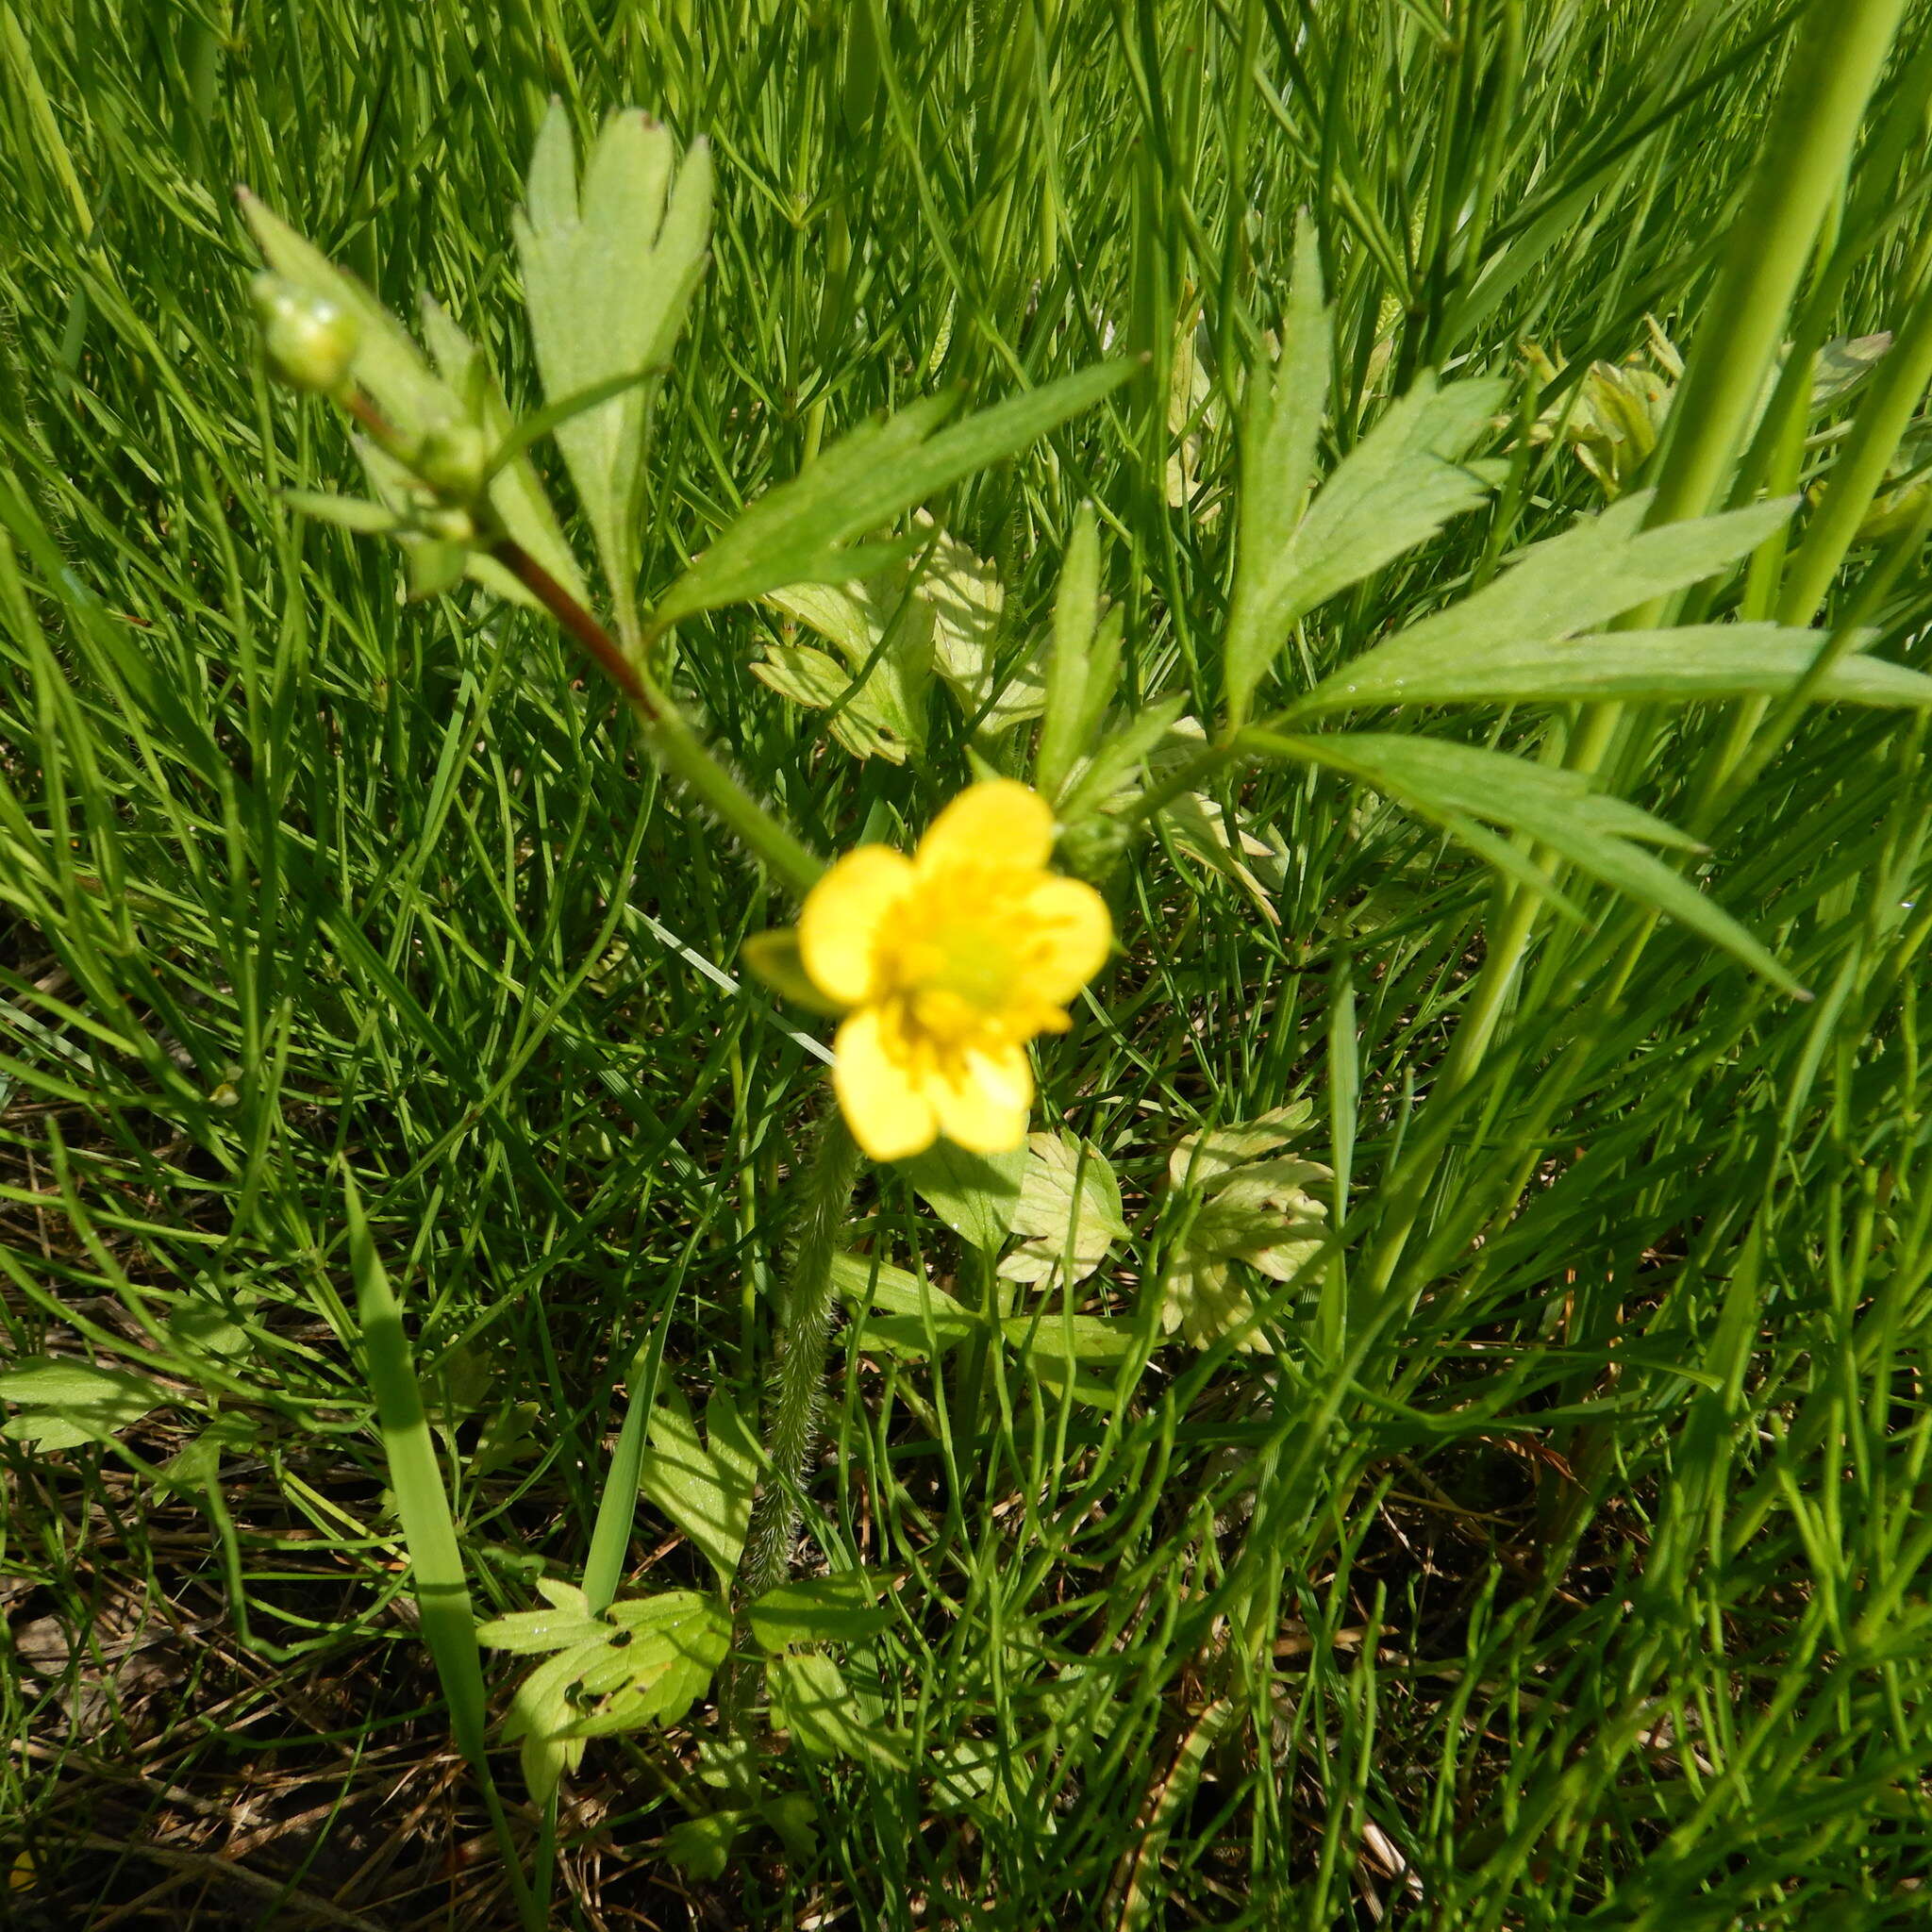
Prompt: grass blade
<box><xmin>345</xmin><ymin>1174</ymin><xmax>541</xmax><ymax>1931</ymax></box>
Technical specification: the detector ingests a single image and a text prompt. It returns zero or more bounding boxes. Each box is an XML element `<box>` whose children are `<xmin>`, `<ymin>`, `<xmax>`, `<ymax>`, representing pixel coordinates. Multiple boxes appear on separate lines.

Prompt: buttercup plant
<box><xmin>233</xmin><ymin>25</ymin><xmax>1932</xmax><ymax>1906</ymax></box>
<box><xmin>239</xmin><ymin>101</ymin><xmax>1139</xmax><ymax>1890</ymax></box>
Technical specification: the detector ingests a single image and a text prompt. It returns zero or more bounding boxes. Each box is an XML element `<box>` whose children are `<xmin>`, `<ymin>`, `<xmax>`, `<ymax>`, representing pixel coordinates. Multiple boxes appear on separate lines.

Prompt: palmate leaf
<box><xmin>514</xmin><ymin>102</ymin><xmax>712</xmax><ymax>621</ymax></box>
<box><xmin>562</xmin><ymin>1592</ymin><xmax>732</xmax><ymax>1737</ymax></box>
<box><xmin>1287</xmin><ymin>491</ymin><xmax>1813</xmax><ymax>718</ymax></box>
<box><xmin>492</xmin><ymin>1588</ymin><xmax>730</xmax><ymax>1802</ymax></box>
<box><xmin>1166</xmin><ymin>1101</ymin><xmax>1313</xmax><ymax>1187</ymax></box>
<box><xmin>1233</xmin><ymin>228</ymin><xmax>1330</xmax><ymax>623</ymax></box>
<box><xmin>649</xmin><ymin>361</ymin><xmax>1131</xmax><ymax>633</ymax></box>
<box><xmin>475</xmin><ymin>1581</ymin><xmax>608</xmax><ymax>1656</ymax></box>
<box><xmin>636</xmin><ymin>1387</ymin><xmax>759</xmax><ymax>1587</ymax></box>
<box><xmin>1223</xmin><ymin>223</ymin><xmax>1507</xmax><ymax>723</ymax></box>
<box><xmin>999</xmin><ymin>1312</ymin><xmax>1139</xmax><ymax>1409</ymax></box>
<box><xmin>1156</xmin><ymin>1108</ymin><xmax>1331</xmax><ymax>1352</ymax></box>
<box><xmin>0</xmin><ymin>1357</ymin><xmax>168</xmax><ymax>1449</ymax></box>
<box><xmin>1294</xmin><ymin>624</ymin><xmax>1932</xmax><ymax>713</ymax></box>
<box><xmin>997</xmin><ymin>1131</ymin><xmax>1128</xmax><ymax>1286</ymax></box>
<box><xmin>1247</xmin><ymin>729</ymin><xmax>1805</xmax><ymax>992</ymax></box>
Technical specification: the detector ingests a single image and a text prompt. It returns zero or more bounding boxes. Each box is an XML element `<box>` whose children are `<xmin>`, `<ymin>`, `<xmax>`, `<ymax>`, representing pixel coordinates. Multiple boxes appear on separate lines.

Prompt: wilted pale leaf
<box><xmin>998</xmin><ymin>1132</ymin><xmax>1127</xmax><ymax>1286</ymax></box>
<box><xmin>1165</xmin><ymin>320</ymin><xmax>1222</xmax><ymax>519</ymax></box>
<box><xmin>1186</xmin><ymin>1195</ymin><xmax>1328</xmax><ymax>1283</ymax></box>
<box><xmin>751</xmin><ymin>641</ymin><xmax>924</xmax><ymax>762</ymax></box>
<box><xmin>1157</xmin><ymin>1108</ymin><xmax>1330</xmax><ymax>1351</ymax></box>
<box><xmin>1159</xmin><ymin>790</ymin><xmax>1285</xmax><ymax>919</ymax></box>
<box><xmin>760</xmin><ymin>566</ymin><xmax>936</xmax><ymax>760</ymax></box>
<box><xmin>1810</xmin><ymin>333</ymin><xmax>1890</xmax><ymax>412</ymax></box>
<box><xmin>1160</xmin><ymin>1257</ymin><xmax>1269</xmax><ymax>1353</ymax></box>
<box><xmin>765</xmin><ymin>576</ymin><xmax>911</xmax><ymax>668</ymax></box>
<box><xmin>915</xmin><ymin>514</ymin><xmax>1047</xmax><ymax>731</ymax></box>
<box><xmin>1167</xmin><ymin>1102</ymin><xmax>1314</xmax><ymax>1190</ymax></box>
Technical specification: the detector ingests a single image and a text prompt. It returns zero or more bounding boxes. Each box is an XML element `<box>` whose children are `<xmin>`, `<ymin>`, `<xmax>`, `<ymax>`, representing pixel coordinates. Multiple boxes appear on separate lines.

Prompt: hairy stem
<box><xmin>735</xmin><ymin>1112</ymin><xmax>863</xmax><ymax>1608</ymax></box>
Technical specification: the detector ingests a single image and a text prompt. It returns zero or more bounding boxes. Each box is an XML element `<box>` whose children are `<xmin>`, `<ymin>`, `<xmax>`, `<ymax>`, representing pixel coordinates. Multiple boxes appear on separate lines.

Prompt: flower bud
<box><xmin>1052</xmin><ymin>812</ymin><xmax>1130</xmax><ymax>886</ymax></box>
<box><xmin>415</xmin><ymin>421</ymin><xmax>491</xmax><ymax>501</ymax></box>
<box><xmin>252</xmin><ymin>273</ymin><xmax>360</xmax><ymax>393</ymax></box>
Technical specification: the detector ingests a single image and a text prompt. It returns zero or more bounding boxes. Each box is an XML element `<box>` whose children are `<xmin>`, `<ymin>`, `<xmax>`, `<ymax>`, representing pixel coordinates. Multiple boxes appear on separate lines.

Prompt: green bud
<box><xmin>252</xmin><ymin>273</ymin><xmax>360</xmax><ymax>393</ymax></box>
<box><xmin>416</xmin><ymin>421</ymin><xmax>491</xmax><ymax>501</ymax></box>
<box><xmin>1057</xmin><ymin>813</ymin><xmax>1131</xmax><ymax>885</ymax></box>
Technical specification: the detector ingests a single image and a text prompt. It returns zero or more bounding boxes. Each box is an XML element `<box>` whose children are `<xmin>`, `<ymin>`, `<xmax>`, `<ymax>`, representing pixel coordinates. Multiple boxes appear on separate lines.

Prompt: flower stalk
<box><xmin>489</xmin><ymin>538</ymin><xmax>825</xmax><ymax>897</ymax></box>
<box><xmin>335</xmin><ymin>388</ymin><xmax>825</xmax><ymax>900</ymax></box>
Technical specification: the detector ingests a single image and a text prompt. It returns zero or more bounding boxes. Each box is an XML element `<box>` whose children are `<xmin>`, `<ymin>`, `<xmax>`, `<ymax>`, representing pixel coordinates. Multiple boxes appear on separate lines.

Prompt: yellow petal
<box><xmin>799</xmin><ymin>846</ymin><xmax>915</xmax><ymax>1007</ymax></box>
<box><xmin>916</xmin><ymin>779</ymin><xmax>1054</xmax><ymax>875</ymax></box>
<box><xmin>931</xmin><ymin>1046</ymin><xmax>1033</xmax><ymax>1154</ymax></box>
<box><xmin>1018</xmin><ymin>875</ymin><xmax>1112</xmax><ymax>1002</ymax></box>
<box><xmin>833</xmin><ymin>1008</ymin><xmax>938</xmax><ymax>1160</ymax></box>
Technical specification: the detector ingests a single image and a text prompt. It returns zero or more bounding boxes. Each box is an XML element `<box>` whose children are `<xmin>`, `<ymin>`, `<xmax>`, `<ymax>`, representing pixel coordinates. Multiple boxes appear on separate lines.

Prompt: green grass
<box><xmin>6</xmin><ymin>0</ymin><xmax>1932</xmax><ymax>1925</ymax></box>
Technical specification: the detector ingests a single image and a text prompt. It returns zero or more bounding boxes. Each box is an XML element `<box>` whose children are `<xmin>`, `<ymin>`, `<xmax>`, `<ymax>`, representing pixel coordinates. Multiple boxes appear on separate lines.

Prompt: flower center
<box><xmin>880</xmin><ymin>870</ymin><xmax>1031</xmax><ymax>1046</ymax></box>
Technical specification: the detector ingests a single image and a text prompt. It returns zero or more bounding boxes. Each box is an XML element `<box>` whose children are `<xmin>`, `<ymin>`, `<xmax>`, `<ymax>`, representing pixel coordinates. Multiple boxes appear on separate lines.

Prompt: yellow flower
<box><xmin>798</xmin><ymin>780</ymin><xmax>1111</xmax><ymax>1162</ymax></box>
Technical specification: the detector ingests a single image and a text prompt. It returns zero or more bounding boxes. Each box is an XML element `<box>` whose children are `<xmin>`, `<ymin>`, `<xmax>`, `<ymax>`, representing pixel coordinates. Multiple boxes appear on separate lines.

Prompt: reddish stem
<box><xmin>491</xmin><ymin>539</ymin><xmax>660</xmax><ymax>722</ymax></box>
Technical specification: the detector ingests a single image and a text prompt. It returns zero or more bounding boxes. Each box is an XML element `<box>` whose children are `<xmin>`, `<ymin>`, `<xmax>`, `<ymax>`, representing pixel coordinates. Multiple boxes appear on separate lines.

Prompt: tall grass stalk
<box><xmin>1362</xmin><ymin>0</ymin><xmax>1913</xmax><ymax>1301</ymax></box>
